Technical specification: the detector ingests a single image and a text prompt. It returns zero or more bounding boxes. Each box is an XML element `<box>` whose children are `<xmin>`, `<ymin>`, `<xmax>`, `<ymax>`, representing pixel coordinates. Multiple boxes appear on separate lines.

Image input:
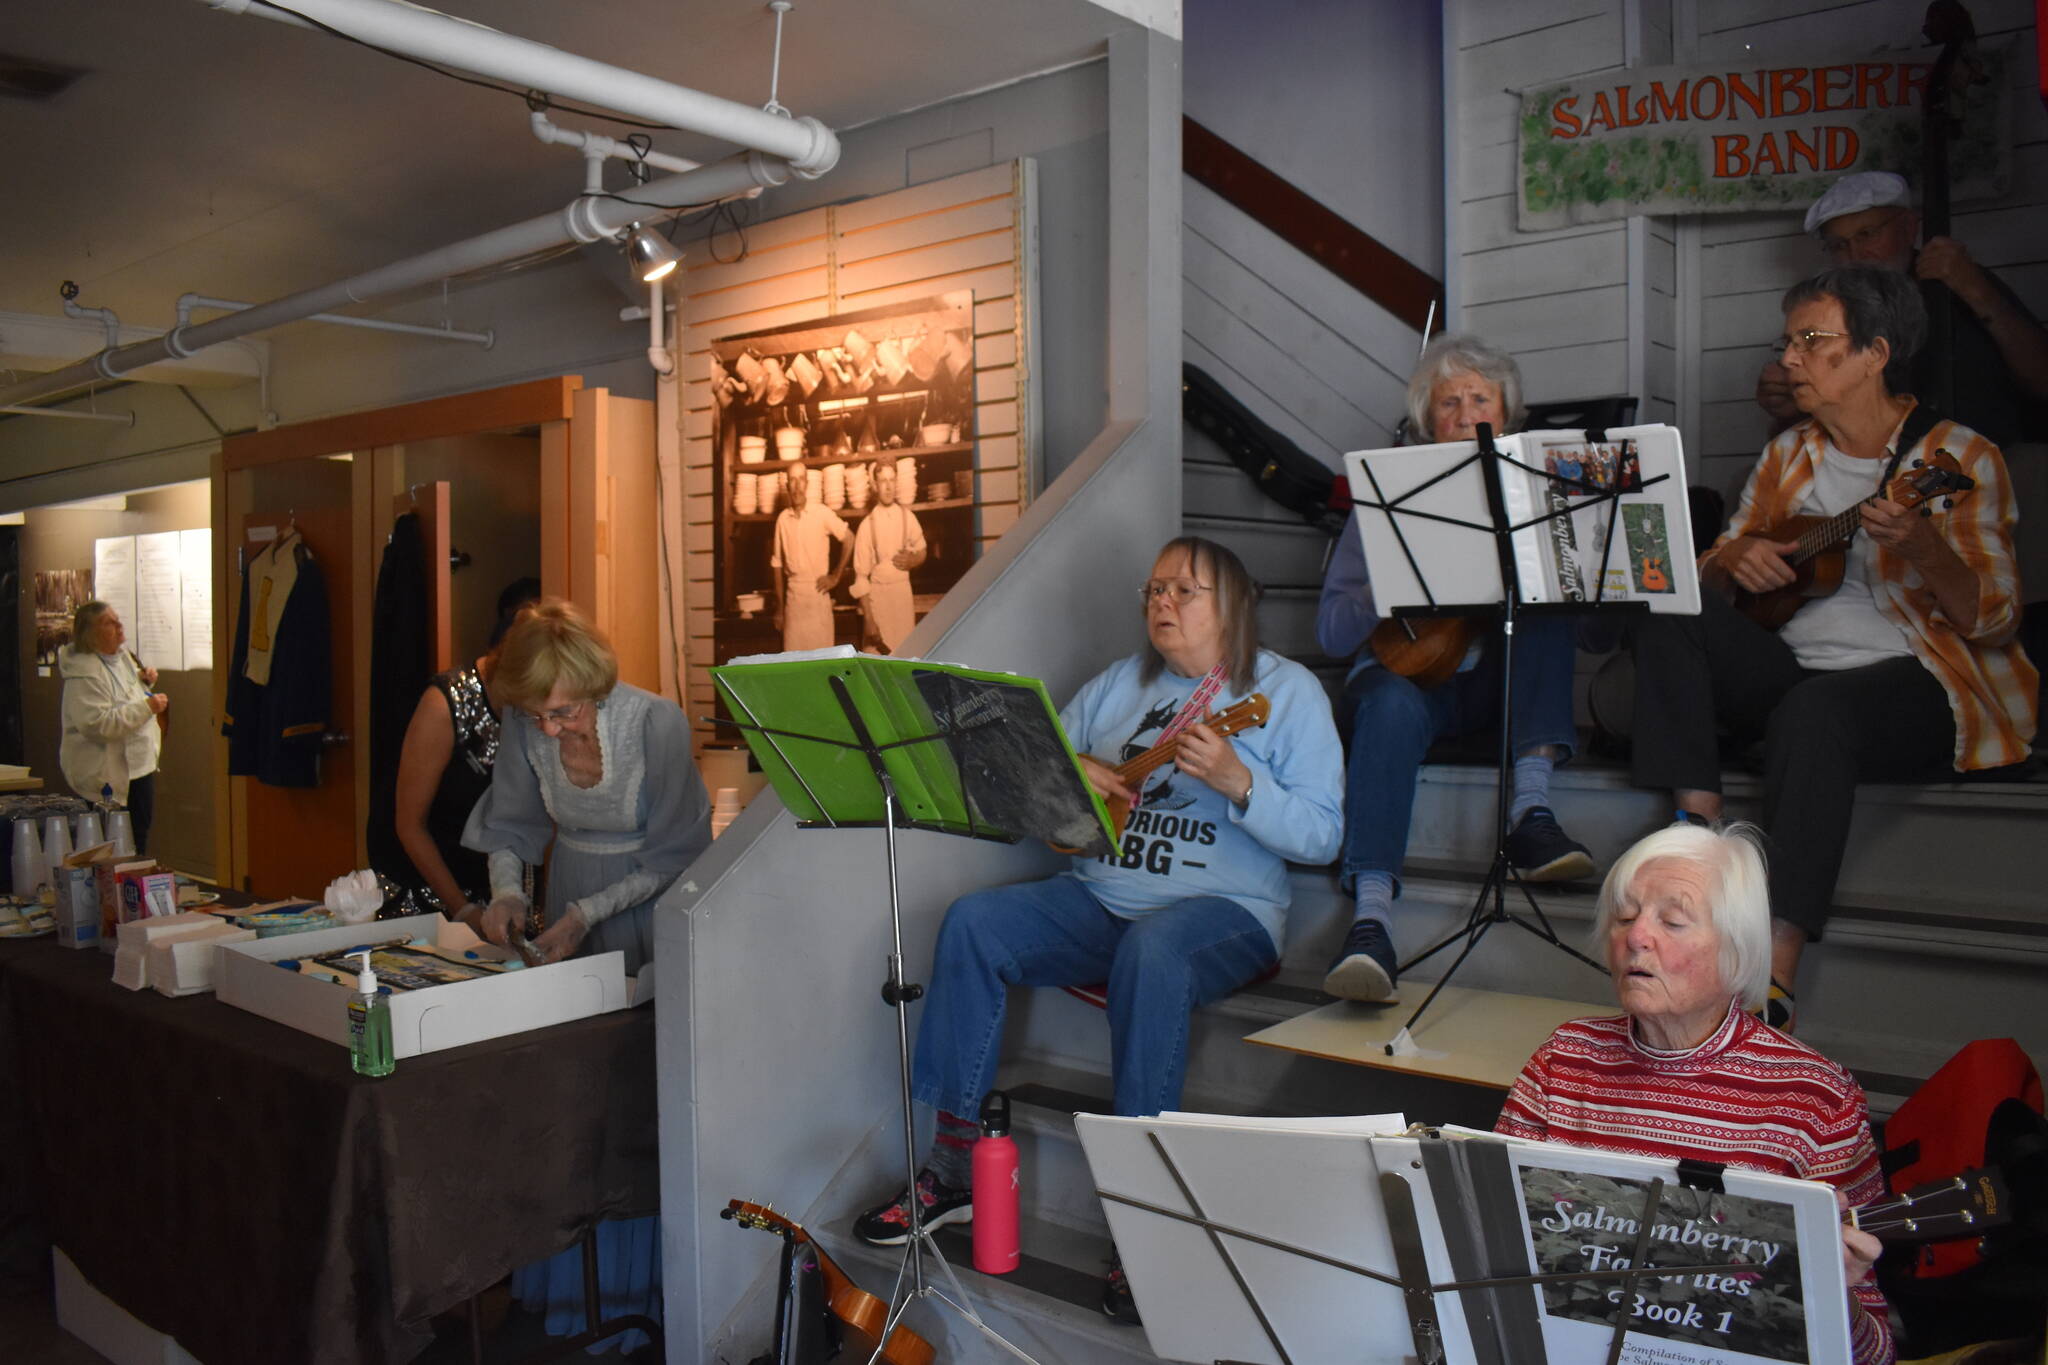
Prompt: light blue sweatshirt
<box><xmin>1061</xmin><ymin>649</ymin><xmax>1344</xmax><ymax>953</ymax></box>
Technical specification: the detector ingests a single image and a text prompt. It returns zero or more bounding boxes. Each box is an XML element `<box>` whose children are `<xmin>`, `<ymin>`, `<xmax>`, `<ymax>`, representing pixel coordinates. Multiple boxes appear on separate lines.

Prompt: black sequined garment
<box><xmin>416</xmin><ymin>664</ymin><xmax>499</xmax><ymax>910</ymax></box>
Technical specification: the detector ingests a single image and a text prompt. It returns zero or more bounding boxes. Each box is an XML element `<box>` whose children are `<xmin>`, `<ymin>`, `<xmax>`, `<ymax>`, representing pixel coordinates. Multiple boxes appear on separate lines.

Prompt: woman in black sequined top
<box><xmin>392</xmin><ymin>580</ymin><xmax>538</xmax><ymax>924</ymax></box>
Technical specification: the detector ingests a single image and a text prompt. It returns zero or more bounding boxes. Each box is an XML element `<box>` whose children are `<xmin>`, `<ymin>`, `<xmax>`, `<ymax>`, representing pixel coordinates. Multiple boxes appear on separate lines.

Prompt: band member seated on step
<box><xmin>851</xmin><ymin>536</ymin><xmax>1343</xmax><ymax>1324</ymax></box>
<box><xmin>1318</xmin><ymin>334</ymin><xmax>1592</xmax><ymax>1006</ymax></box>
<box><xmin>1499</xmin><ymin>822</ymin><xmax>1895</xmax><ymax>1365</ymax></box>
<box><xmin>1631</xmin><ymin>266</ymin><xmax>2035</xmax><ymax>1032</ymax></box>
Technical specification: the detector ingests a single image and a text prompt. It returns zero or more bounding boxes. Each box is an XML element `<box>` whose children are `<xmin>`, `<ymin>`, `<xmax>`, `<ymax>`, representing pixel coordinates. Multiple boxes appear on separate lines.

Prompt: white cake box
<box><xmin>215</xmin><ymin>914</ymin><xmax>628</xmax><ymax>1059</ymax></box>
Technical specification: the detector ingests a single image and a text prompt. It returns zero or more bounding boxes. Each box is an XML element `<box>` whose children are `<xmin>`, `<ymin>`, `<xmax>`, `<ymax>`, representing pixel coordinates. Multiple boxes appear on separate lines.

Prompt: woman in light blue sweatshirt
<box><xmin>853</xmin><ymin>536</ymin><xmax>1343</xmax><ymax>1318</ymax></box>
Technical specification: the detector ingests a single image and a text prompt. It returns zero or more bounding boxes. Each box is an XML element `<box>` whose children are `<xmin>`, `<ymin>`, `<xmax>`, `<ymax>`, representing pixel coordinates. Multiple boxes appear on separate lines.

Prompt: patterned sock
<box><xmin>1509</xmin><ymin>753</ymin><xmax>1553</xmax><ymax>826</ymax></box>
<box><xmin>1351</xmin><ymin>871</ymin><xmax>1395</xmax><ymax>932</ymax></box>
<box><xmin>929</xmin><ymin>1109</ymin><xmax>977</xmax><ymax>1189</ymax></box>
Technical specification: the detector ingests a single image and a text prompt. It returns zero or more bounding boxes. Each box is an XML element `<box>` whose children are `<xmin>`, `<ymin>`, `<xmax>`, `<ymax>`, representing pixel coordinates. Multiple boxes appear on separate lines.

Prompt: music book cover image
<box><xmin>1510</xmin><ymin>1153</ymin><xmax>1846</xmax><ymax>1365</ymax></box>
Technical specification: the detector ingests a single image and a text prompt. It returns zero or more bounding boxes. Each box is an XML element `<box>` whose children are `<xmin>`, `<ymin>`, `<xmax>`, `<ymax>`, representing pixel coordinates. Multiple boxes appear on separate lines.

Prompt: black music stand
<box><xmin>1346</xmin><ymin>424</ymin><xmax>1665</xmax><ymax>1046</ymax></box>
<box><xmin>709</xmin><ymin>655</ymin><xmax>1114</xmax><ymax>1365</ymax></box>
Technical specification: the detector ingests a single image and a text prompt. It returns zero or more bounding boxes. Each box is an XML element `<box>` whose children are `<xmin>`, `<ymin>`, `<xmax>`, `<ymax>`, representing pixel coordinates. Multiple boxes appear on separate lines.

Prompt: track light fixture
<box><xmin>624</xmin><ymin>224</ymin><xmax>681</xmax><ymax>283</ymax></box>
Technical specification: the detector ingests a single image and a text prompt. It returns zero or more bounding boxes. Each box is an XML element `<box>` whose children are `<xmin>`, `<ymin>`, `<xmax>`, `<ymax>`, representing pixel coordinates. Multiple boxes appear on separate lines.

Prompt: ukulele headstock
<box><xmin>1211</xmin><ymin>693</ymin><xmax>1271</xmax><ymax>738</ymax></box>
<box><xmin>1862</xmin><ymin>1166</ymin><xmax>2012</xmax><ymax>1245</ymax></box>
<box><xmin>1887</xmin><ymin>448</ymin><xmax>1974</xmax><ymax>513</ymax></box>
<box><xmin>723</xmin><ymin>1199</ymin><xmax>809</xmax><ymax>1244</ymax></box>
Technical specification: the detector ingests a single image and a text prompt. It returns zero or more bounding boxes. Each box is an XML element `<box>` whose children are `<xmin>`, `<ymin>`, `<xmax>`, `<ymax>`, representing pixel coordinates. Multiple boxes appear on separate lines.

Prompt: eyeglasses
<box><xmin>1769</xmin><ymin>329</ymin><xmax>1850</xmax><ymax>359</ymax></box>
<box><xmin>1138</xmin><ymin>579</ymin><xmax>1214</xmax><ymax>605</ymax></box>
<box><xmin>1821</xmin><ymin>212</ymin><xmax>1908</xmax><ymax>258</ymax></box>
<box><xmin>522</xmin><ymin>700</ymin><xmax>589</xmax><ymax>727</ymax></box>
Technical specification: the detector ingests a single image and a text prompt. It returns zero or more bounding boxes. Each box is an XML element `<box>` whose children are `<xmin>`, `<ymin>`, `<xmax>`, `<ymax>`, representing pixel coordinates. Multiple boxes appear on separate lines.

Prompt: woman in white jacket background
<box><xmin>59</xmin><ymin>601</ymin><xmax>168</xmax><ymax>854</ymax></box>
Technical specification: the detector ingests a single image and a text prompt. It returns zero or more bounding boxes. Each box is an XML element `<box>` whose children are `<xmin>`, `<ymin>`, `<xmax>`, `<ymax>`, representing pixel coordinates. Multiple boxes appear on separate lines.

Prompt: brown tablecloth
<box><xmin>0</xmin><ymin>935</ymin><xmax>658</xmax><ymax>1365</ymax></box>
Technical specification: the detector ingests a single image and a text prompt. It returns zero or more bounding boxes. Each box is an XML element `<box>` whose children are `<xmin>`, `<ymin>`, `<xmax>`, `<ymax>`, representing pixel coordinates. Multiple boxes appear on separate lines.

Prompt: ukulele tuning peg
<box><xmin>1913</xmin><ymin>458</ymin><xmax>1925</xmax><ymax>468</ymax></box>
<box><xmin>1922</xmin><ymin>507</ymin><xmax>1935</xmax><ymax>518</ymax></box>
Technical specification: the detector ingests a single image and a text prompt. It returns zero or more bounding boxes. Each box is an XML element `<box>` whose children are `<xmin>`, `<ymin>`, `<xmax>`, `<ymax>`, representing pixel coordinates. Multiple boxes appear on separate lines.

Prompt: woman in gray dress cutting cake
<box><xmin>464</xmin><ymin>598</ymin><xmax>709</xmax><ymax>975</ymax></box>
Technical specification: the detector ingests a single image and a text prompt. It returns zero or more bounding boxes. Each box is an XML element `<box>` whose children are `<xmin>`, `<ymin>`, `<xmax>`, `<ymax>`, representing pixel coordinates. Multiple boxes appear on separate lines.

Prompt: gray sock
<box><xmin>1351</xmin><ymin>871</ymin><xmax>1395</xmax><ymax>931</ymax></box>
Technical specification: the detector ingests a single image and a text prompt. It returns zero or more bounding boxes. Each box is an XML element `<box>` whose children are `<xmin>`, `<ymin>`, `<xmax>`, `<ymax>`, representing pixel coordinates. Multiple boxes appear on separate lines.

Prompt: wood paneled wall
<box><xmin>669</xmin><ymin>161</ymin><xmax>1038</xmax><ymax>746</ymax></box>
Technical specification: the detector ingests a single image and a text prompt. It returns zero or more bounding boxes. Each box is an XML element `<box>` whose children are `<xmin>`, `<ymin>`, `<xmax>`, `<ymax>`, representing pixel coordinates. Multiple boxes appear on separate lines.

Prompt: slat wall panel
<box><xmin>669</xmin><ymin>163</ymin><xmax>1033</xmax><ymax>746</ymax></box>
<box><xmin>1453</xmin><ymin>0</ymin><xmax>1654</xmax><ymax>415</ymax></box>
<box><xmin>1683</xmin><ymin>0</ymin><xmax>2046</xmax><ymax>474</ymax></box>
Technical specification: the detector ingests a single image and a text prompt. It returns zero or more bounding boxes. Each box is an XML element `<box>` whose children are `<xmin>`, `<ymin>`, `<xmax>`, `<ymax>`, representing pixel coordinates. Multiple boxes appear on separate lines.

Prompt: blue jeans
<box><xmin>1340</xmin><ymin>615</ymin><xmax>1578</xmax><ymax>889</ymax></box>
<box><xmin>910</xmin><ymin>874</ymin><xmax>1276</xmax><ymax>1118</ymax></box>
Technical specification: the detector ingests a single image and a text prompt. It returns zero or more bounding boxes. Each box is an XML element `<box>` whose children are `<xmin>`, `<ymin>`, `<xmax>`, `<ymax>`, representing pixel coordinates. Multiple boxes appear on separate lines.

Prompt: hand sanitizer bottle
<box><xmin>346</xmin><ymin>949</ymin><xmax>395</xmax><ymax>1077</ymax></box>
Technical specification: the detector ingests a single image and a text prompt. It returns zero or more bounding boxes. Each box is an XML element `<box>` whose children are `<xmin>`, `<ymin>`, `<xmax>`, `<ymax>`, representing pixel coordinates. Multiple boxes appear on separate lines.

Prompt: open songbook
<box><xmin>1076</xmin><ymin>1112</ymin><xmax>1859</xmax><ymax>1365</ymax></box>
<box><xmin>1345</xmin><ymin>423</ymin><xmax>1701</xmax><ymax>619</ymax></box>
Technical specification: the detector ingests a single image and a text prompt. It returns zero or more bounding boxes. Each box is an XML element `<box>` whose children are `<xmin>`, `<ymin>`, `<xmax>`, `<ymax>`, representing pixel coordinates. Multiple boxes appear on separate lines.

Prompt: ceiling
<box><xmin>1</xmin><ymin>0</ymin><xmax>1133</xmax><ymax>340</ymax></box>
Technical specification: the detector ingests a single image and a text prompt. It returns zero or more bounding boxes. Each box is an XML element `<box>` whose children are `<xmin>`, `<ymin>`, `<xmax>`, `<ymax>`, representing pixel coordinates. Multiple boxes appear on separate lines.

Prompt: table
<box><xmin>1244</xmin><ymin>985</ymin><xmax>1607</xmax><ymax>1091</ymax></box>
<box><xmin>0</xmin><ymin>935</ymin><xmax>658</xmax><ymax>1365</ymax></box>
<box><xmin>0</xmin><ymin>774</ymin><xmax>45</xmax><ymax>793</ymax></box>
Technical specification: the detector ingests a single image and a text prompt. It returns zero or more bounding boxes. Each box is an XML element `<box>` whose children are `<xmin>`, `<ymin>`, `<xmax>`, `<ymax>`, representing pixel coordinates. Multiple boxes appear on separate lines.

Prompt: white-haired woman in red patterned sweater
<box><xmin>1496</xmin><ymin>821</ymin><xmax>1894</xmax><ymax>1365</ymax></box>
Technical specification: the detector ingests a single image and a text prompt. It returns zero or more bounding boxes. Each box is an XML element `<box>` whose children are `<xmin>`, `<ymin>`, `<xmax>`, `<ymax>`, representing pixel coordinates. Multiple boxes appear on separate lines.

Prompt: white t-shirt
<box><xmin>770</xmin><ymin>503</ymin><xmax>850</xmax><ymax>584</ymax></box>
<box><xmin>1776</xmin><ymin>441</ymin><xmax>1914</xmax><ymax>671</ymax></box>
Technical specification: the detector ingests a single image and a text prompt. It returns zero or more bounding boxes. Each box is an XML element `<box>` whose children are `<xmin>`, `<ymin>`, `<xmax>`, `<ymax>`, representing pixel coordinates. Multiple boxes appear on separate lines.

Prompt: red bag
<box><xmin>1882</xmin><ymin>1037</ymin><xmax>2044</xmax><ymax>1278</ymax></box>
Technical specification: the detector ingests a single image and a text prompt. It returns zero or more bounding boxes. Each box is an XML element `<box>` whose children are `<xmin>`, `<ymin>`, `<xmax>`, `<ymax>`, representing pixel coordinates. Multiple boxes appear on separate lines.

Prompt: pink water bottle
<box><xmin>971</xmin><ymin>1090</ymin><xmax>1020</xmax><ymax>1274</ymax></box>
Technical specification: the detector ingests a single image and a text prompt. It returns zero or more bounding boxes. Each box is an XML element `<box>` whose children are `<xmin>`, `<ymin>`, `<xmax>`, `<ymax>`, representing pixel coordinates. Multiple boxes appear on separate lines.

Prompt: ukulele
<box><xmin>1369</xmin><ymin>617</ymin><xmax>1480</xmax><ymax>689</ymax></box>
<box><xmin>724</xmin><ymin>1201</ymin><xmax>937</xmax><ymax>1365</ymax></box>
<box><xmin>1052</xmin><ymin>693</ymin><xmax>1271</xmax><ymax>855</ymax></box>
<box><xmin>1725</xmin><ymin>449</ymin><xmax>1974</xmax><ymax>631</ymax></box>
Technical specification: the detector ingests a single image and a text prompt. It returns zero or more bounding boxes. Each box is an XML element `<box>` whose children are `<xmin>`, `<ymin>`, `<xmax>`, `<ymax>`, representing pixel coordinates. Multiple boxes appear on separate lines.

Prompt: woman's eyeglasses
<box><xmin>1769</xmin><ymin>329</ymin><xmax>1849</xmax><ymax>359</ymax></box>
<box><xmin>1138</xmin><ymin>580</ymin><xmax>1214</xmax><ymax>605</ymax></box>
<box><xmin>522</xmin><ymin>701</ymin><xmax>589</xmax><ymax>727</ymax></box>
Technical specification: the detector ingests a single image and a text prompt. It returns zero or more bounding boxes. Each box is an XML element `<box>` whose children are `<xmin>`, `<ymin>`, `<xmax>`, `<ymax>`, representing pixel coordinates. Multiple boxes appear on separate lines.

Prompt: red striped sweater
<box><xmin>1497</xmin><ymin>1003</ymin><xmax>1894</xmax><ymax>1365</ymax></box>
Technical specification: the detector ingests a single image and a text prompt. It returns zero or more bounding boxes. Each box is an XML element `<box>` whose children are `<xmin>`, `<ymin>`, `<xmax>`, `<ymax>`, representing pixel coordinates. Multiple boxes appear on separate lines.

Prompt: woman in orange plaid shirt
<box><xmin>1631</xmin><ymin>264</ymin><xmax>2037</xmax><ymax>1030</ymax></box>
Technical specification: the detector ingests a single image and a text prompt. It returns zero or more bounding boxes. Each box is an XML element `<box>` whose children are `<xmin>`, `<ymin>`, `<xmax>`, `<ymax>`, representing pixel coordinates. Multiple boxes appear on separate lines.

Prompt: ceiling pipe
<box><xmin>178</xmin><ymin>294</ymin><xmax>495</xmax><ymax>348</ymax></box>
<box><xmin>0</xmin><ymin>405</ymin><xmax>134</xmax><ymax>426</ymax></box>
<box><xmin>199</xmin><ymin>0</ymin><xmax>839</xmax><ymax>177</ymax></box>
<box><xmin>60</xmin><ymin>293</ymin><xmax>121</xmax><ymax>350</ymax></box>
<box><xmin>0</xmin><ymin>150</ymin><xmax>789</xmax><ymax>410</ymax></box>
<box><xmin>531</xmin><ymin>111</ymin><xmax>700</xmax><ymax>178</ymax></box>
<box><xmin>645</xmin><ymin>281</ymin><xmax>675</xmax><ymax>378</ymax></box>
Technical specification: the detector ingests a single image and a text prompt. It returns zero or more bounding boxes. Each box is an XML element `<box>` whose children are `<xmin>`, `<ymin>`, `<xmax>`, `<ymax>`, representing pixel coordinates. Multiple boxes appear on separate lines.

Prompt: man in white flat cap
<box><xmin>1756</xmin><ymin>170</ymin><xmax>2048</xmax><ymax>446</ymax></box>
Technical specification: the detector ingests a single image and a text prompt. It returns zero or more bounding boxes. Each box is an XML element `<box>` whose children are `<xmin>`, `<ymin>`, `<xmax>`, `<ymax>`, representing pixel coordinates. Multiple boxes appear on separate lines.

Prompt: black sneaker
<box><xmin>1102</xmin><ymin>1250</ymin><xmax>1142</xmax><ymax>1325</ymax></box>
<box><xmin>851</xmin><ymin>1169</ymin><xmax>972</xmax><ymax>1246</ymax></box>
<box><xmin>1323</xmin><ymin>919</ymin><xmax>1399</xmax><ymax>1003</ymax></box>
<box><xmin>1506</xmin><ymin>806</ymin><xmax>1595</xmax><ymax>882</ymax></box>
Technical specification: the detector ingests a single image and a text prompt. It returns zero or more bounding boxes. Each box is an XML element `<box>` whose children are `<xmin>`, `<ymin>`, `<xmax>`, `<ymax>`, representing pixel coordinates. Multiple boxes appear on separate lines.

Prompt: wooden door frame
<box><xmin>212</xmin><ymin>376</ymin><xmax>584</xmax><ymax>890</ymax></box>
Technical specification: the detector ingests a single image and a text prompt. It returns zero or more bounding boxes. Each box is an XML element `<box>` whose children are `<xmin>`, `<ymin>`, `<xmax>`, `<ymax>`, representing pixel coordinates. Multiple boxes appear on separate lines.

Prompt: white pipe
<box><xmin>178</xmin><ymin>294</ymin><xmax>495</xmax><ymax>347</ymax></box>
<box><xmin>530</xmin><ymin>111</ymin><xmax>699</xmax><ymax>176</ymax></box>
<box><xmin>0</xmin><ymin>151</ymin><xmax>788</xmax><ymax>409</ymax></box>
<box><xmin>62</xmin><ymin>298</ymin><xmax>121</xmax><ymax>350</ymax></box>
<box><xmin>0</xmin><ymin>404</ymin><xmax>134</xmax><ymax>426</ymax></box>
<box><xmin>202</xmin><ymin>0</ymin><xmax>838</xmax><ymax>176</ymax></box>
<box><xmin>646</xmin><ymin>279</ymin><xmax>674</xmax><ymax>377</ymax></box>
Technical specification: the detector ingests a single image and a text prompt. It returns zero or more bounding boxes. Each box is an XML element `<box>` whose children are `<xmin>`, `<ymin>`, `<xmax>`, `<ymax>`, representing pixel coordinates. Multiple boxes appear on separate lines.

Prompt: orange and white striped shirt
<box><xmin>1712</xmin><ymin>404</ymin><xmax>2038</xmax><ymax>771</ymax></box>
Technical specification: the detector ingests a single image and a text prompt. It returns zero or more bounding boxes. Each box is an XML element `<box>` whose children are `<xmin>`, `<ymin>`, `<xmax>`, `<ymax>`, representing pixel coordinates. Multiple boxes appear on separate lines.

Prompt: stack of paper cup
<box><xmin>710</xmin><ymin>787</ymin><xmax>742</xmax><ymax>839</ymax></box>
<box><xmin>74</xmin><ymin>811</ymin><xmax>104</xmax><ymax>851</ymax></box>
<box><xmin>758</xmin><ymin>476</ymin><xmax>781</xmax><ymax>514</ymax></box>
<box><xmin>11</xmin><ymin>820</ymin><xmax>45</xmax><ymax>897</ymax></box>
<box><xmin>42</xmin><ymin>817</ymin><xmax>72</xmax><ymax>887</ymax></box>
<box><xmin>822</xmin><ymin>462</ymin><xmax>846</xmax><ymax>509</ymax></box>
<box><xmin>734</xmin><ymin>472</ymin><xmax>759</xmax><ymax>514</ymax></box>
<box><xmin>845</xmin><ymin>462</ymin><xmax>872</xmax><ymax>510</ymax></box>
<box><xmin>895</xmin><ymin>456</ymin><xmax>917</xmax><ymax>500</ymax></box>
<box><xmin>806</xmin><ymin>468</ymin><xmax>824</xmax><ymax>504</ymax></box>
<box><xmin>105</xmin><ymin>810</ymin><xmax>136</xmax><ymax>858</ymax></box>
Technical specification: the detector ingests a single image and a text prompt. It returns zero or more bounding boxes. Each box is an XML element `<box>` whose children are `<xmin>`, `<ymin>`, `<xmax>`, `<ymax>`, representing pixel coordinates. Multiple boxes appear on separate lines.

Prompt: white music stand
<box><xmin>1341</xmin><ymin>423</ymin><xmax>1700</xmax><ymax>1044</ymax></box>
<box><xmin>1077</xmin><ymin>1115</ymin><xmax>1853</xmax><ymax>1365</ymax></box>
